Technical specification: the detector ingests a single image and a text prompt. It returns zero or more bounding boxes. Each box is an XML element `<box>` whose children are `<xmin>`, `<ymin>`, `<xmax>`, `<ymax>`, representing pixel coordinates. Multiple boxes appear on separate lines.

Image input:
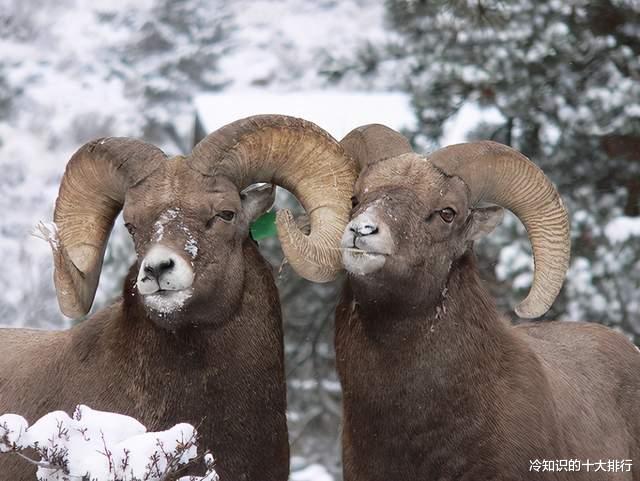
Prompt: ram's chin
<box><xmin>342</xmin><ymin>250</ymin><xmax>387</xmax><ymax>276</ymax></box>
<box><xmin>143</xmin><ymin>289</ymin><xmax>193</xmax><ymax>317</ymax></box>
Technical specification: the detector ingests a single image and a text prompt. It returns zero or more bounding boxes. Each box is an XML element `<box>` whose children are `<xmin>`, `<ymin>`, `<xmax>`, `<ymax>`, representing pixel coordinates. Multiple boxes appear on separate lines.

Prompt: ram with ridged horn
<box><xmin>0</xmin><ymin>115</ymin><xmax>357</xmax><ymax>481</ymax></box>
<box><xmin>334</xmin><ymin>125</ymin><xmax>640</xmax><ymax>481</ymax></box>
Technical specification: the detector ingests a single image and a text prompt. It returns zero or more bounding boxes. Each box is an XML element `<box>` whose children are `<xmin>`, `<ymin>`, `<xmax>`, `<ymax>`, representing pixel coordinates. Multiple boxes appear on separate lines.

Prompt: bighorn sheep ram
<box><xmin>334</xmin><ymin>125</ymin><xmax>640</xmax><ymax>481</ymax></box>
<box><xmin>0</xmin><ymin>115</ymin><xmax>355</xmax><ymax>480</ymax></box>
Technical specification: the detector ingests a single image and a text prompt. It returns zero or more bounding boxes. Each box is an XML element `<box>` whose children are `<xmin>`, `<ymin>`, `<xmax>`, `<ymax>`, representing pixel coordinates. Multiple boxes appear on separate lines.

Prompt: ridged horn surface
<box><xmin>428</xmin><ymin>140</ymin><xmax>570</xmax><ymax>318</ymax></box>
<box><xmin>340</xmin><ymin>124</ymin><xmax>412</xmax><ymax>171</ymax></box>
<box><xmin>52</xmin><ymin>138</ymin><xmax>166</xmax><ymax>317</ymax></box>
<box><xmin>189</xmin><ymin>115</ymin><xmax>357</xmax><ymax>282</ymax></box>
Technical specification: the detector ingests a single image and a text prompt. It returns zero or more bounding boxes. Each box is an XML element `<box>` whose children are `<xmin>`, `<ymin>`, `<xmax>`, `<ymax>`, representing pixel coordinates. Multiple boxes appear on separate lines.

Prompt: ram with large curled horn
<box><xmin>332</xmin><ymin>125</ymin><xmax>640</xmax><ymax>481</ymax></box>
<box><xmin>0</xmin><ymin>115</ymin><xmax>357</xmax><ymax>481</ymax></box>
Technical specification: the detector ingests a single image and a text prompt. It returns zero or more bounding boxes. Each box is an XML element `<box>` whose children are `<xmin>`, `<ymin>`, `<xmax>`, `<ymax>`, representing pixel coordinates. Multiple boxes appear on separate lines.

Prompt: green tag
<box><xmin>251</xmin><ymin>210</ymin><xmax>278</xmax><ymax>240</ymax></box>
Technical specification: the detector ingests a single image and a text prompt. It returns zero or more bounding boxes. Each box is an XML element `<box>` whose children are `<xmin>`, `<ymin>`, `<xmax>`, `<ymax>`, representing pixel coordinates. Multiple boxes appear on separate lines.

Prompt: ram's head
<box><xmin>339</xmin><ymin>125</ymin><xmax>570</xmax><ymax>319</ymax></box>
<box><xmin>47</xmin><ymin>115</ymin><xmax>356</xmax><ymax>328</ymax></box>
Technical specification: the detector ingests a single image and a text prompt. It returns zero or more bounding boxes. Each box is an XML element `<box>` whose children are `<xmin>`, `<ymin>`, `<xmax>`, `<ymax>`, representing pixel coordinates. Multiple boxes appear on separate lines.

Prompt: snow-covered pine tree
<box><xmin>116</xmin><ymin>0</ymin><xmax>233</xmax><ymax>151</ymax></box>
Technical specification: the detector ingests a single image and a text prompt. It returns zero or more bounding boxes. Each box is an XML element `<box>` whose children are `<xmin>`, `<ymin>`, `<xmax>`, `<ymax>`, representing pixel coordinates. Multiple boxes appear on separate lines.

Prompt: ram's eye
<box><xmin>206</xmin><ymin>210</ymin><xmax>236</xmax><ymax>228</ymax></box>
<box><xmin>218</xmin><ymin>210</ymin><xmax>236</xmax><ymax>222</ymax></box>
<box><xmin>351</xmin><ymin>196</ymin><xmax>359</xmax><ymax>209</ymax></box>
<box><xmin>125</xmin><ymin>223</ymin><xmax>136</xmax><ymax>236</ymax></box>
<box><xmin>439</xmin><ymin>208</ymin><xmax>456</xmax><ymax>223</ymax></box>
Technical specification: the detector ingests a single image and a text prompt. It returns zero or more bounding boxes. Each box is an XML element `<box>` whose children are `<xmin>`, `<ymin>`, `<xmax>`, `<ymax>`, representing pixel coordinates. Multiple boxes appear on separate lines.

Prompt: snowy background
<box><xmin>1</xmin><ymin>0</ymin><xmax>639</xmax><ymax>479</ymax></box>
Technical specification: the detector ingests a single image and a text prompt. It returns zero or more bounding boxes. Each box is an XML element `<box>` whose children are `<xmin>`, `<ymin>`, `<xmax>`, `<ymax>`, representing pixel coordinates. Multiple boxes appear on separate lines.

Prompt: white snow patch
<box><xmin>165</xmin><ymin>208</ymin><xmax>180</xmax><ymax>219</ymax></box>
<box><xmin>185</xmin><ymin>238</ymin><xmax>199</xmax><ymax>258</ymax></box>
<box><xmin>180</xmin><ymin>224</ymin><xmax>198</xmax><ymax>260</ymax></box>
<box><xmin>144</xmin><ymin>288</ymin><xmax>193</xmax><ymax>314</ymax></box>
<box><xmin>496</xmin><ymin>244</ymin><xmax>533</xmax><ymax>281</ymax></box>
<box><xmin>178</xmin><ymin>467</ymin><xmax>220</xmax><ymax>481</ymax></box>
<box><xmin>73</xmin><ymin>405</ymin><xmax>147</xmax><ymax>444</ymax></box>
<box><xmin>513</xmin><ymin>271</ymin><xmax>533</xmax><ymax>290</ymax></box>
<box><xmin>195</xmin><ymin>90</ymin><xmax>416</xmax><ymax>140</ymax></box>
<box><xmin>115</xmin><ymin>423</ymin><xmax>197</xmax><ymax>479</ymax></box>
<box><xmin>290</xmin><ymin>463</ymin><xmax>334</xmax><ymax>481</ymax></box>
<box><xmin>154</xmin><ymin>209</ymin><xmax>182</xmax><ymax>242</ymax></box>
<box><xmin>604</xmin><ymin>216</ymin><xmax>640</xmax><ymax>244</ymax></box>
<box><xmin>154</xmin><ymin>221</ymin><xmax>165</xmax><ymax>242</ymax></box>
<box><xmin>0</xmin><ymin>414</ymin><xmax>29</xmax><ymax>452</ymax></box>
<box><xmin>441</xmin><ymin>102</ymin><xmax>505</xmax><ymax>145</ymax></box>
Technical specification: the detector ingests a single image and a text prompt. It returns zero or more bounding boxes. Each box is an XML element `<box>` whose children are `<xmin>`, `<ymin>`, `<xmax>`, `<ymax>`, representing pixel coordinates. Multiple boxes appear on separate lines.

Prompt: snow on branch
<box><xmin>0</xmin><ymin>405</ymin><xmax>218</xmax><ymax>481</ymax></box>
<box><xmin>31</xmin><ymin>221</ymin><xmax>60</xmax><ymax>251</ymax></box>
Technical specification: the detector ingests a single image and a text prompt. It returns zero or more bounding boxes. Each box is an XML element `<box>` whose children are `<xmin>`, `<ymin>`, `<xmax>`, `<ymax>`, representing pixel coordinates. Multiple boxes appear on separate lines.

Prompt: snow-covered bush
<box><xmin>0</xmin><ymin>405</ymin><xmax>218</xmax><ymax>481</ymax></box>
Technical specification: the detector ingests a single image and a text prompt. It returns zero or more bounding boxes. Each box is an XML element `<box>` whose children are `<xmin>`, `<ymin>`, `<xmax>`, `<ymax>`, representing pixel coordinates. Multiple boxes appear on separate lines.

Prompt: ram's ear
<box><xmin>464</xmin><ymin>206</ymin><xmax>504</xmax><ymax>242</ymax></box>
<box><xmin>241</xmin><ymin>184</ymin><xmax>276</xmax><ymax>224</ymax></box>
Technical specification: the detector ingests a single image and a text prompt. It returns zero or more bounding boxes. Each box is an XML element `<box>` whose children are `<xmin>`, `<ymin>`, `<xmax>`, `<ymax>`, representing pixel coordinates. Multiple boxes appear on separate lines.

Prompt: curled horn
<box><xmin>340</xmin><ymin>124</ymin><xmax>413</xmax><ymax>171</ymax></box>
<box><xmin>188</xmin><ymin>115</ymin><xmax>357</xmax><ymax>282</ymax></box>
<box><xmin>49</xmin><ymin>138</ymin><xmax>166</xmax><ymax>318</ymax></box>
<box><xmin>429</xmin><ymin>141</ymin><xmax>570</xmax><ymax>319</ymax></box>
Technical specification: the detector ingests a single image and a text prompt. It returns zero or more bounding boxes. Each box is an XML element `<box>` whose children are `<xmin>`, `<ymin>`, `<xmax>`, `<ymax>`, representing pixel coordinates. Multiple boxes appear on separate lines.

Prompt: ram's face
<box><xmin>338</xmin><ymin>126</ymin><xmax>567</xmax><ymax>319</ymax></box>
<box><xmin>342</xmin><ymin>154</ymin><xmax>478</xmax><ymax>287</ymax></box>
<box><xmin>122</xmin><ymin>156</ymin><xmax>274</xmax><ymax>329</ymax></box>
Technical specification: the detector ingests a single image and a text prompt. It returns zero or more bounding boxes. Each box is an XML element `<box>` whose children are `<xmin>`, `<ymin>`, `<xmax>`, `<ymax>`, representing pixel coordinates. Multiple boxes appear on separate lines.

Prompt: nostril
<box><xmin>157</xmin><ymin>259</ymin><xmax>174</xmax><ymax>274</ymax></box>
<box><xmin>359</xmin><ymin>224</ymin><xmax>379</xmax><ymax>236</ymax></box>
<box><xmin>350</xmin><ymin>223</ymin><xmax>379</xmax><ymax>237</ymax></box>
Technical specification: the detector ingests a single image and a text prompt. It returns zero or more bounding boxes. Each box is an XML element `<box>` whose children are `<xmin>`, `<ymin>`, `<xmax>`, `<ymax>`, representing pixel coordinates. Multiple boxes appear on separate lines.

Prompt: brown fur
<box><xmin>0</xmin><ymin>156</ymin><xmax>289</xmax><ymax>480</ymax></box>
<box><xmin>337</xmin><ymin>157</ymin><xmax>640</xmax><ymax>480</ymax></box>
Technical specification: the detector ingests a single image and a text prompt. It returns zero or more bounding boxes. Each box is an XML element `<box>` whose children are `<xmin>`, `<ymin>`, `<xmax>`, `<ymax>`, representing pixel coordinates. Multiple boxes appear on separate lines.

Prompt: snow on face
<box><xmin>185</xmin><ymin>237</ymin><xmax>199</xmax><ymax>258</ymax></box>
<box><xmin>136</xmin><ymin>208</ymin><xmax>200</xmax><ymax>315</ymax></box>
<box><xmin>180</xmin><ymin>223</ymin><xmax>198</xmax><ymax>260</ymax></box>
<box><xmin>152</xmin><ymin>208</ymin><xmax>199</xmax><ymax>261</ymax></box>
<box><xmin>143</xmin><ymin>288</ymin><xmax>194</xmax><ymax>315</ymax></box>
<box><xmin>153</xmin><ymin>208</ymin><xmax>181</xmax><ymax>242</ymax></box>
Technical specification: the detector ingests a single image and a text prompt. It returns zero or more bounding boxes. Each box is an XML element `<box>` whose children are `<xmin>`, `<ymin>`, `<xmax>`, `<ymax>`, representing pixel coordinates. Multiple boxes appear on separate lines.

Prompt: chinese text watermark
<box><xmin>529</xmin><ymin>459</ymin><xmax>632</xmax><ymax>473</ymax></box>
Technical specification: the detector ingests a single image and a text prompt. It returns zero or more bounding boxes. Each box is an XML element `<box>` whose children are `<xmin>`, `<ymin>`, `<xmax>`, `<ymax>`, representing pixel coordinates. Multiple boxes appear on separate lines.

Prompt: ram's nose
<box><xmin>347</xmin><ymin>209</ymin><xmax>381</xmax><ymax>240</ymax></box>
<box><xmin>136</xmin><ymin>245</ymin><xmax>194</xmax><ymax>295</ymax></box>
<box><xmin>143</xmin><ymin>258</ymin><xmax>175</xmax><ymax>280</ymax></box>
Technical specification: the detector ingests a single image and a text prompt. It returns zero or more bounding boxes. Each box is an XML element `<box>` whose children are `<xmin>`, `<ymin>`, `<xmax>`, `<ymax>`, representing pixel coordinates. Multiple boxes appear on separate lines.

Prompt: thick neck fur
<box><xmin>336</xmin><ymin>252</ymin><xmax>567</xmax><ymax>481</ymax></box>
<box><xmin>348</xmin><ymin>268</ymin><xmax>446</xmax><ymax>323</ymax></box>
<box><xmin>345</xmin><ymin>253</ymin><xmax>498</xmax><ymax>342</ymax></box>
